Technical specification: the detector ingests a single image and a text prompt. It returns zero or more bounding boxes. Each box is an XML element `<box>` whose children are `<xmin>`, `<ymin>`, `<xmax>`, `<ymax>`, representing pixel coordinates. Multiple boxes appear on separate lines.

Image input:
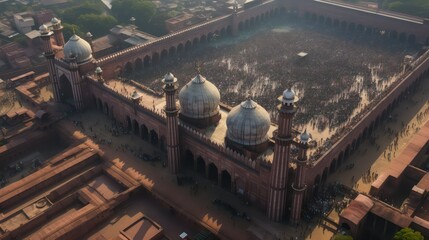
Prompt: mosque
<box><xmin>38</xmin><ymin>16</ymin><xmax>311</xmax><ymax>223</ymax></box>
<box><xmin>36</xmin><ymin>0</ymin><xmax>429</xmax><ymax>225</ymax></box>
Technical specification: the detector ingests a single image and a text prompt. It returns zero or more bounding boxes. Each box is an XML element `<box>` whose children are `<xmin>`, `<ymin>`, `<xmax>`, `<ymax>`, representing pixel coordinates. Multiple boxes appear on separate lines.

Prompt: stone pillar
<box><xmin>162</xmin><ymin>73</ymin><xmax>181</xmax><ymax>174</ymax></box>
<box><xmin>290</xmin><ymin>130</ymin><xmax>309</xmax><ymax>224</ymax></box>
<box><xmin>267</xmin><ymin>88</ymin><xmax>296</xmax><ymax>221</ymax></box>
<box><xmin>39</xmin><ymin>24</ymin><xmax>61</xmax><ymax>103</ymax></box>
<box><xmin>69</xmin><ymin>59</ymin><xmax>84</xmax><ymax>110</ymax></box>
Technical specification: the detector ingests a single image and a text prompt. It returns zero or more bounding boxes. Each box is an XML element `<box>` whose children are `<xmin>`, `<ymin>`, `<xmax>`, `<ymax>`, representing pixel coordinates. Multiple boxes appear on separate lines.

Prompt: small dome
<box><xmin>300</xmin><ymin>130</ymin><xmax>310</xmax><ymax>144</ymax></box>
<box><xmin>86</xmin><ymin>32</ymin><xmax>93</xmax><ymax>38</ymax></box>
<box><xmin>51</xmin><ymin>17</ymin><xmax>60</xmax><ymax>24</ymax></box>
<box><xmin>226</xmin><ymin>98</ymin><xmax>271</xmax><ymax>146</ymax></box>
<box><xmin>63</xmin><ymin>34</ymin><xmax>93</xmax><ymax>64</ymax></box>
<box><xmin>163</xmin><ymin>73</ymin><xmax>177</xmax><ymax>85</ymax></box>
<box><xmin>179</xmin><ymin>74</ymin><xmax>220</xmax><ymax>119</ymax></box>
<box><xmin>282</xmin><ymin>88</ymin><xmax>295</xmax><ymax>105</ymax></box>
<box><xmin>39</xmin><ymin>24</ymin><xmax>49</xmax><ymax>34</ymax></box>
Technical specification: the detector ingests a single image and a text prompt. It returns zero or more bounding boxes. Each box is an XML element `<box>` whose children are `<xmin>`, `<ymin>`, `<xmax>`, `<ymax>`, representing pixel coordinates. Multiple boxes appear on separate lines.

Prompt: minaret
<box><xmin>267</xmin><ymin>88</ymin><xmax>297</xmax><ymax>221</ymax></box>
<box><xmin>290</xmin><ymin>130</ymin><xmax>310</xmax><ymax>224</ymax></box>
<box><xmin>39</xmin><ymin>24</ymin><xmax>61</xmax><ymax>103</ymax></box>
<box><xmin>51</xmin><ymin>18</ymin><xmax>65</xmax><ymax>47</ymax></box>
<box><xmin>86</xmin><ymin>32</ymin><xmax>94</xmax><ymax>52</ymax></box>
<box><xmin>162</xmin><ymin>73</ymin><xmax>181</xmax><ymax>174</ymax></box>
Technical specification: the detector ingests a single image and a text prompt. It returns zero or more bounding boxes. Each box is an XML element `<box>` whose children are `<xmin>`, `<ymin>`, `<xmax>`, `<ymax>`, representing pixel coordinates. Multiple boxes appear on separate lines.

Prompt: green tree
<box><xmin>77</xmin><ymin>14</ymin><xmax>117</xmax><ymax>38</ymax></box>
<box><xmin>62</xmin><ymin>23</ymin><xmax>85</xmax><ymax>40</ymax></box>
<box><xmin>394</xmin><ymin>228</ymin><xmax>424</xmax><ymax>240</ymax></box>
<box><xmin>333</xmin><ymin>234</ymin><xmax>353</xmax><ymax>240</ymax></box>
<box><xmin>61</xmin><ymin>2</ymin><xmax>102</xmax><ymax>23</ymax></box>
<box><xmin>111</xmin><ymin>0</ymin><xmax>156</xmax><ymax>30</ymax></box>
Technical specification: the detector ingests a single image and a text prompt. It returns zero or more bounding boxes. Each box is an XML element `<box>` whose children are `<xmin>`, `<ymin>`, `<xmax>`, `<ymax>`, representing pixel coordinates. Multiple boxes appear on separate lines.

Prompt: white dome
<box><xmin>300</xmin><ymin>130</ymin><xmax>310</xmax><ymax>144</ymax></box>
<box><xmin>39</xmin><ymin>24</ymin><xmax>49</xmax><ymax>34</ymax></box>
<box><xmin>63</xmin><ymin>34</ymin><xmax>93</xmax><ymax>64</ymax></box>
<box><xmin>282</xmin><ymin>88</ymin><xmax>296</xmax><ymax>105</ymax></box>
<box><xmin>226</xmin><ymin>98</ymin><xmax>271</xmax><ymax>146</ymax></box>
<box><xmin>51</xmin><ymin>17</ymin><xmax>60</xmax><ymax>24</ymax></box>
<box><xmin>179</xmin><ymin>74</ymin><xmax>220</xmax><ymax>119</ymax></box>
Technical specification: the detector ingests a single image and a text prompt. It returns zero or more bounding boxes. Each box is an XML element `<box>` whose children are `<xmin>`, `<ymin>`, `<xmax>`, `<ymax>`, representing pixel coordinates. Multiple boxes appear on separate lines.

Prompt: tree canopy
<box><xmin>61</xmin><ymin>2</ymin><xmax>102</xmax><ymax>23</ymax></box>
<box><xmin>394</xmin><ymin>228</ymin><xmax>424</xmax><ymax>240</ymax></box>
<box><xmin>77</xmin><ymin>14</ymin><xmax>118</xmax><ymax>38</ymax></box>
<box><xmin>111</xmin><ymin>0</ymin><xmax>158</xmax><ymax>32</ymax></box>
<box><xmin>62</xmin><ymin>23</ymin><xmax>85</xmax><ymax>40</ymax></box>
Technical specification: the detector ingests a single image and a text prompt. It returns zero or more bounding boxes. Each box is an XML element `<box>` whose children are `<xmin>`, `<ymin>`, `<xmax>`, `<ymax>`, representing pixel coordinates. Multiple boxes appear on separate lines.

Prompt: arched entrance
<box><xmin>177</xmin><ymin>43</ymin><xmax>184</xmax><ymax>53</ymax></box>
<box><xmin>208</xmin><ymin>163</ymin><xmax>218</xmax><ymax>183</ymax></box>
<box><xmin>150</xmin><ymin>130</ymin><xmax>158</xmax><ymax>145</ymax></box>
<box><xmin>59</xmin><ymin>75</ymin><xmax>74</xmax><ymax>105</ymax></box>
<box><xmin>135</xmin><ymin>58</ymin><xmax>143</xmax><ymax>71</ymax></box>
<box><xmin>152</xmin><ymin>52</ymin><xmax>159</xmax><ymax>66</ymax></box>
<box><xmin>321</xmin><ymin>168</ymin><xmax>328</xmax><ymax>183</ymax></box>
<box><xmin>133</xmin><ymin>120</ymin><xmax>139</xmax><ymax>135</ymax></box>
<box><xmin>169</xmin><ymin>46</ymin><xmax>176</xmax><ymax>56</ymax></box>
<box><xmin>184</xmin><ymin>150</ymin><xmax>194</xmax><ymax>168</ymax></box>
<box><xmin>185</xmin><ymin>41</ymin><xmax>192</xmax><ymax>51</ymax></box>
<box><xmin>125</xmin><ymin>62</ymin><xmax>133</xmax><ymax>75</ymax></box>
<box><xmin>126</xmin><ymin>116</ymin><xmax>132</xmax><ymax>131</ymax></box>
<box><xmin>103</xmin><ymin>102</ymin><xmax>109</xmax><ymax>116</ymax></box>
<box><xmin>221</xmin><ymin>170</ymin><xmax>232</xmax><ymax>191</ymax></box>
<box><xmin>161</xmin><ymin>49</ymin><xmax>168</xmax><ymax>60</ymax></box>
<box><xmin>197</xmin><ymin>157</ymin><xmax>205</xmax><ymax>175</ymax></box>
<box><xmin>144</xmin><ymin>55</ymin><xmax>151</xmax><ymax>67</ymax></box>
<box><xmin>141</xmin><ymin>124</ymin><xmax>149</xmax><ymax>139</ymax></box>
<box><xmin>314</xmin><ymin>175</ymin><xmax>321</xmax><ymax>193</ymax></box>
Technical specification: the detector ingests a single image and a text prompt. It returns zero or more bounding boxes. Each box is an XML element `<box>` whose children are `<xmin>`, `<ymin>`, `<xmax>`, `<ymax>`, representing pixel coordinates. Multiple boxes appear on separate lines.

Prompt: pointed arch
<box><xmin>144</xmin><ymin>55</ymin><xmax>151</xmax><ymax>67</ymax></box>
<box><xmin>161</xmin><ymin>49</ymin><xmax>168</xmax><ymax>60</ymax></box>
<box><xmin>141</xmin><ymin>124</ymin><xmax>148</xmax><ymax>139</ymax></box>
<box><xmin>59</xmin><ymin>75</ymin><xmax>74</xmax><ymax>104</ymax></box>
<box><xmin>169</xmin><ymin>46</ymin><xmax>176</xmax><ymax>56</ymax></box>
<box><xmin>152</xmin><ymin>52</ymin><xmax>160</xmax><ymax>66</ymax></box>
<box><xmin>197</xmin><ymin>156</ymin><xmax>205</xmax><ymax>175</ymax></box>
<box><xmin>221</xmin><ymin>170</ymin><xmax>232</xmax><ymax>191</ymax></box>
<box><xmin>135</xmin><ymin>58</ymin><xmax>143</xmax><ymax>71</ymax></box>
<box><xmin>208</xmin><ymin>163</ymin><xmax>218</xmax><ymax>183</ymax></box>
<box><xmin>150</xmin><ymin>129</ymin><xmax>158</xmax><ymax>145</ymax></box>
<box><xmin>125</xmin><ymin>62</ymin><xmax>133</xmax><ymax>75</ymax></box>
<box><xmin>184</xmin><ymin>150</ymin><xmax>194</xmax><ymax>168</ymax></box>
<box><xmin>133</xmin><ymin>119</ymin><xmax>139</xmax><ymax>135</ymax></box>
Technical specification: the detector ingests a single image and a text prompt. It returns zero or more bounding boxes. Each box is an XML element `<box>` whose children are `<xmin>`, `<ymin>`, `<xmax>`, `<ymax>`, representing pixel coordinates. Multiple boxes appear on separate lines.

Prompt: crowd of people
<box><xmin>121</xmin><ymin>19</ymin><xmax>420</xmax><ymax>163</ymax></box>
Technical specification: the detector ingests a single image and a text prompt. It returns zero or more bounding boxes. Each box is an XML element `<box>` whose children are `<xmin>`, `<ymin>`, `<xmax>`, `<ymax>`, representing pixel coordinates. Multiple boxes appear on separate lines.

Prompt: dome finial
<box><xmin>246</xmin><ymin>92</ymin><xmax>251</xmax><ymax>100</ymax></box>
<box><xmin>300</xmin><ymin>129</ymin><xmax>310</xmax><ymax>144</ymax></box>
<box><xmin>194</xmin><ymin>61</ymin><xmax>201</xmax><ymax>75</ymax></box>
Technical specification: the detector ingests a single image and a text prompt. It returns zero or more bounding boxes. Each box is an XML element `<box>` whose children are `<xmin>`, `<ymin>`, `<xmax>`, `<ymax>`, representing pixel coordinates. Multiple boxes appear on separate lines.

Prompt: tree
<box><xmin>77</xmin><ymin>14</ymin><xmax>118</xmax><ymax>38</ymax></box>
<box><xmin>394</xmin><ymin>228</ymin><xmax>424</xmax><ymax>240</ymax></box>
<box><xmin>111</xmin><ymin>0</ymin><xmax>156</xmax><ymax>30</ymax></box>
<box><xmin>61</xmin><ymin>2</ymin><xmax>102</xmax><ymax>23</ymax></box>
<box><xmin>62</xmin><ymin>23</ymin><xmax>85</xmax><ymax>40</ymax></box>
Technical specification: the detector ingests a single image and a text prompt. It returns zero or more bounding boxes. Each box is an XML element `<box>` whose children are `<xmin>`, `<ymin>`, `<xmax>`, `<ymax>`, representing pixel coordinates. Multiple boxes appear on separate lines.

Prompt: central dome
<box><xmin>178</xmin><ymin>74</ymin><xmax>221</xmax><ymax>127</ymax></box>
<box><xmin>63</xmin><ymin>34</ymin><xmax>93</xmax><ymax>64</ymax></box>
<box><xmin>226</xmin><ymin>98</ymin><xmax>271</xmax><ymax>146</ymax></box>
